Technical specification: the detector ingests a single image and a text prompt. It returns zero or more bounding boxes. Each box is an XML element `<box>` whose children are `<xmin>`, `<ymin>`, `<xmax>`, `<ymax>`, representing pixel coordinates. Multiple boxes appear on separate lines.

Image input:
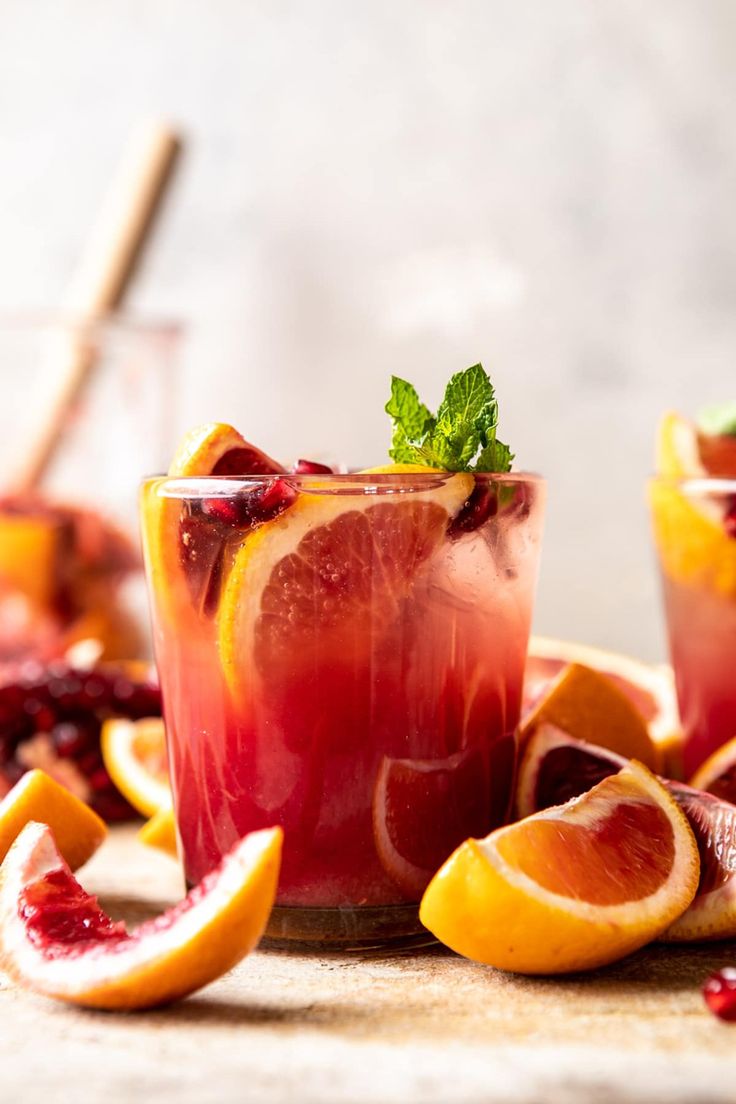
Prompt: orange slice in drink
<box><xmin>517</xmin><ymin>723</ymin><xmax>736</xmax><ymax>943</ymax></box>
<box><xmin>217</xmin><ymin>466</ymin><xmax>473</xmax><ymax>705</ymax></box>
<box><xmin>650</xmin><ymin>412</ymin><xmax>736</xmax><ymax>599</ymax></box>
<box><xmin>0</xmin><ymin>770</ymin><xmax>106</xmax><ymax>871</ymax></box>
<box><xmin>141</xmin><ymin>423</ymin><xmax>285</xmax><ymax>627</ymax></box>
<box><xmin>519</xmin><ymin>662</ymin><xmax>659</xmax><ymax>770</ymax></box>
<box><xmin>0</xmin><ymin>821</ymin><xmax>281</xmax><ymax>1010</ymax></box>
<box><xmin>372</xmin><ymin>749</ymin><xmax>491</xmax><ymax>899</ymax></box>
<box><xmin>420</xmin><ymin>760</ymin><xmax>699</xmax><ymax>973</ymax></box>
<box><xmin>101</xmin><ymin>717</ymin><xmax>170</xmax><ymax>817</ymax></box>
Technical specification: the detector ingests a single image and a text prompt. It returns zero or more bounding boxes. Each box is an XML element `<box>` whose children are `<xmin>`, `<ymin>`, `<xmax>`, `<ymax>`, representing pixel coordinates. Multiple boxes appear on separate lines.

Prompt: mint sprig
<box><xmin>697</xmin><ymin>402</ymin><xmax>736</xmax><ymax>438</ymax></box>
<box><xmin>386</xmin><ymin>364</ymin><xmax>513</xmax><ymax>472</ymax></box>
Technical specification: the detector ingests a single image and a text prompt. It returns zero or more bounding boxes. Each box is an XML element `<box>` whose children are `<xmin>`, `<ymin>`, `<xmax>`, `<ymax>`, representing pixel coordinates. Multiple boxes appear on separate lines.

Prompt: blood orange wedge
<box><xmin>101</xmin><ymin>717</ymin><xmax>170</xmax><ymax>817</ymax></box>
<box><xmin>651</xmin><ymin>412</ymin><xmax>736</xmax><ymax>601</ymax></box>
<box><xmin>141</xmin><ymin>423</ymin><xmax>286</xmax><ymax>627</ymax></box>
<box><xmin>217</xmin><ymin>466</ymin><xmax>473</xmax><ymax>705</ymax></box>
<box><xmin>518</xmin><ymin>724</ymin><xmax>736</xmax><ymax>942</ymax></box>
<box><xmin>420</xmin><ymin>760</ymin><xmax>699</xmax><ymax>974</ymax></box>
<box><xmin>690</xmin><ymin>736</ymin><xmax>736</xmax><ymax>805</ymax></box>
<box><xmin>138</xmin><ymin>806</ymin><xmax>178</xmax><ymax>859</ymax></box>
<box><xmin>0</xmin><ymin>821</ymin><xmax>282</xmax><ymax>1010</ymax></box>
<box><xmin>372</xmin><ymin>750</ymin><xmax>492</xmax><ymax>898</ymax></box>
<box><xmin>524</xmin><ymin>636</ymin><xmax>680</xmax><ymax>755</ymax></box>
<box><xmin>0</xmin><ymin>770</ymin><xmax>106</xmax><ymax>871</ymax></box>
<box><xmin>519</xmin><ymin>662</ymin><xmax>659</xmax><ymax>770</ymax></box>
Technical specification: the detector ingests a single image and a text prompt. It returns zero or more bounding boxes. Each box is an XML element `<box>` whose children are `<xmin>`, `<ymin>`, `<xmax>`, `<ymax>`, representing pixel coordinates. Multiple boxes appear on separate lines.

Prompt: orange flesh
<box><xmin>497</xmin><ymin>797</ymin><xmax>675</xmax><ymax>905</ymax></box>
<box><xmin>524</xmin><ymin>656</ymin><xmax>658</xmax><ymax>723</ymax></box>
<box><xmin>256</xmin><ymin>501</ymin><xmax>448</xmax><ymax>670</ymax></box>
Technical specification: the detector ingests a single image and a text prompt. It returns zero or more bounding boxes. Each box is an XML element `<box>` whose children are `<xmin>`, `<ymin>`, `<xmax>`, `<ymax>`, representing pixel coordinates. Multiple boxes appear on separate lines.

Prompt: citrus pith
<box><xmin>0</xmin><ymin>821</ymin><xmax>281</xmax><ymax>1010</ymax></box>
<box><xmin>101</xmin><ymin>717</ymin><xmax>170</xmax><ymax>817</ymax></box>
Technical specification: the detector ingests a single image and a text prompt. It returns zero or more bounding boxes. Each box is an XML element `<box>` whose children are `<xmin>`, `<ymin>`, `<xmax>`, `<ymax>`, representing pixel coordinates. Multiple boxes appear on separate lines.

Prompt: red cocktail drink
<box><xmin>143</xmin><ymin>467</ymin><xmax>544</xmax><ymax>946</ymax></box>
<box><xmin>651</xmin><ymin>475</ymin><xmax>736</xmax><ymax>777</ymax></box>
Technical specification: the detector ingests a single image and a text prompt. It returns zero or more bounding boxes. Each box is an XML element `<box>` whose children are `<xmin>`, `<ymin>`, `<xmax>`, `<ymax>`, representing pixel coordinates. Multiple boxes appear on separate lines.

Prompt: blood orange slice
<box><xmin>0</xmin><ymin>770</ymin><xmax>106</xmax><ymax>871</ymax></box>
<box><xmin>524</xmin><ymin>636</ymin><xmax>680</xmax><ymax>757</ymax></box>
<box><xmin>690</xmin><ymin>736</ymin><xmax>736</xmax><ymax>805</ymax></box>
<box><xmin>420</xmin><ymin>760</ymin><xmax>699</xmax><ymax>973</ymax></box>
<box><xmin>141</xmin><ymin>423</ymin><xmax>286</xmax><ymax>628</ymax></box>
<box><xmin>101</xmin><ymin>717</ymin><xmax>170</xmax><ymax>817</ymax></box>
<box><xmin>0</xmin><ymin>821</ymin><xmax>281</xmax><ymax>1010</ymax></box>
<box><xmin>520</xmin><ymin>662</ymin><xmax>659</xmax><ymax>770</ymax></box>
<box><xmin>517</xmin><ymin>724</ymin><xmax>736</xmax><ymax>943</ymax></box>
<box><xmin>217</xmin><ymin>466</ymin><xmax>473</xmax><ymax>704</ymax></box>
<box><xmin>372</xmin><ymin>750</ymin><xmax>492</xmax><ymax>898</ymax></box>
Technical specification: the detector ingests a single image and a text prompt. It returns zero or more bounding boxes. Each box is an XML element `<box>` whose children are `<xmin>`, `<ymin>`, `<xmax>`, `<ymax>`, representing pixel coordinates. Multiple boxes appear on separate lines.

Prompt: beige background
<box><xmin>1</xmin><ymin>0</ymin><xmax>735</xmax><ymax>659</ymax></box>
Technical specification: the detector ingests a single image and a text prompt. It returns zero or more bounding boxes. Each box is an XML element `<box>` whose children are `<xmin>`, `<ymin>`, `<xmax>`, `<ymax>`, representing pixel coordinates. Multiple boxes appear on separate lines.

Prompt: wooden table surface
<box><xmin>3</xmin><ymin>826</ymin><xmax>736</xmax><ymax>1104</ymax></box>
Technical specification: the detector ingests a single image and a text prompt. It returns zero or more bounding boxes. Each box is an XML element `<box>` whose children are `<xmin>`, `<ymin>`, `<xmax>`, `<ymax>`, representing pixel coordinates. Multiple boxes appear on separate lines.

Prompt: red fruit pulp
<box><xmin>21</xmin><ymin>868</ymin><xmax>127</xmax><ymax>953</ymax></box>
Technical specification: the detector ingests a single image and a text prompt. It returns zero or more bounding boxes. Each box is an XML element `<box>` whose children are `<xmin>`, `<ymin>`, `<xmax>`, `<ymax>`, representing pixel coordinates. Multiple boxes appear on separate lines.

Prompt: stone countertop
<box><xmin>2</xmin><ymin>826</ymin><xmax>736</xmax><ymax>1104</ymax></box>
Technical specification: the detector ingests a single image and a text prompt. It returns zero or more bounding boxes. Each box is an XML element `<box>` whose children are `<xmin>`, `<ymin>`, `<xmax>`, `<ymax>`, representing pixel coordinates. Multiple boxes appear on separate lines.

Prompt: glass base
<box><xmin>261</xmin><ymin>902</ymin><xmax>437</xmax><ymax>953</ymax></box>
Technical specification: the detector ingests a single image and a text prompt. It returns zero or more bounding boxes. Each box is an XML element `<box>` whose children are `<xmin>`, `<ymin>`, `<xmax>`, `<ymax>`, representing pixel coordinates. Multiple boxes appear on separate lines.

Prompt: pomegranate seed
<box><xmin>448</xmin><ymin>482</ymin><xmax>498</xmax><ymax>538</ymax></box>
<box><xmin>704</xmin><ymin>968</ymin><xmax>736</xmax><ymax>1020</ymax></box>
<box><xmin>724</xmin><ymin>497</ymin><xmax>736</xmax><ymax>540</ymax></box>
<box><xmin>201</xmin><ymin>497</ymin><xmax>253</xmax><ymax>526</ymax></box>
<box><xmin>292</xmin><ymin>459</ymin><xmax>334</xmax><ymax>475</ymax></box>
<box><xmin>52</xmin><ymin>722</ymin><xmax>94</xmax><ymax>758</ymax></box>
<box><xmin>0</xmin><ymin>661</ymin><xmax>161</xmax><ymax>822</ymax></box>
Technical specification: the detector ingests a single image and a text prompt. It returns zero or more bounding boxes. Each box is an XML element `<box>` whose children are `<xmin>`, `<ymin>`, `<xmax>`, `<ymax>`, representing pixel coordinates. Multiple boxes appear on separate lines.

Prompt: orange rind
<box><xmin>0</xmin><ymin>770</ymin><xmax>106</xmax><ymax>871</ymax></box>
<box><xmin>519</xmin><ymin>662</ymin><xmax>659</xmax><ymax>770</ymax></box>
<box><xmin>420</xmin><ymin>760</ymin><xmax>699</xmax><ymax>974</ymax></box>
<box><xmin>0</xmin><ymin>821</ymin><xmax>281</xmax><ymax>1010</ymax></box>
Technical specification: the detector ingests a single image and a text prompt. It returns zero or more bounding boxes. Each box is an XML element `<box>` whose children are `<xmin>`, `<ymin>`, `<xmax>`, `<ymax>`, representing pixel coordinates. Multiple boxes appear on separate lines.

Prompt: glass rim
<box><xmin>143</xmin><ymin>470</ymin><xmax>545</xmax><ymax>499</ymax></box>
<box><xmin>0</xmin><ymin>310</ymin><xmax>183</xmax><ymax>338</ymax></box>
<box><xmin>649</xmin><ymin>474</ymin><xmax>736</xmax><ymax>494</ymax></box>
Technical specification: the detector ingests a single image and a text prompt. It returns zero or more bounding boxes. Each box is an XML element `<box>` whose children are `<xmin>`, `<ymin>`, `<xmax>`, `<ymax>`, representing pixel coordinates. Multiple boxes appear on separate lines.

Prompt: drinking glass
<box><xmin>142</xmin><ymin>469</ymin><xmax>545</xmax><ymax>948</ymax></box>
<box><xmin>650</xmin><ymin>475</ymin><xmax>736</xmax><ymax>776</ymax></box>
<box><xmin>0</xmin><ymin>315</ymin><xmax>179</xmax><ymax>669</ymax></box>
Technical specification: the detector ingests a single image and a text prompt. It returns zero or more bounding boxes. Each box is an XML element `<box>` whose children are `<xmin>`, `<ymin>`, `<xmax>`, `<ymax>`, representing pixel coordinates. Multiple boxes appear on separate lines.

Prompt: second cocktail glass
<box><xmin>142</xmin><ymin>469</ymin><xmax>545</xmax><ymax>948</ymax></box>
<box><xmin>650</xmin><ymin>475</ymin><xmax>736</xmax><ymax>777</ymax></box>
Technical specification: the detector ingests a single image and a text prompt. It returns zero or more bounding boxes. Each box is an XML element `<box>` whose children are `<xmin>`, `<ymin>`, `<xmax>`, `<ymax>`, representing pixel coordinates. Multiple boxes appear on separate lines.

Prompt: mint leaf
<box><xmin>386</xmin><ymin>376</ymin><xmax>435</xmax><ymax>463</ymax></box>
<box><xmin>697</xmin><ymin>402</ymin><xmax>736</xmax><ymax>438</ymax></box>
<box><xmin>384</xmin><ymin>364</ymin><xmax>513</xmax><ymax>472</ymax></box>
<box><xmin>435</xmin><ymin>364</ymin><xmax>496</xmax><ymax>467</ymax></box>
<box><xmin>476</xmin><ymin>437</ymin><xmax>514</xmax><ymax>473</ymax></box>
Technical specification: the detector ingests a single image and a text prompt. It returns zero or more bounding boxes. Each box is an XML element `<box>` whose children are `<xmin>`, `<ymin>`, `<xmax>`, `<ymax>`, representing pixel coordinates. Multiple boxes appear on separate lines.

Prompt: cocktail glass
<box><xmin>649</xmin><ymin>475</ymin><xmax>736</xmax><ymax>777</ymax></box>
<box><xmin>0</xmin><ymin>315</ymin><xmax>179</xmax><ymax>669</ymax></box>
<box><xmin>142</xmin><ymin>469</ymin><xmax>545</xmax><ymax>949</ymax></box>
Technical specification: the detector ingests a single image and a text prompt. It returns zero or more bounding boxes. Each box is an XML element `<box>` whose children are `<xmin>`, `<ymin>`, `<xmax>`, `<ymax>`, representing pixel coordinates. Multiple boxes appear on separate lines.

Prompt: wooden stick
<box><xmin>15</xmin><ymin>120</ymin><xmax>182</xmax><ymax>493</ymax></box>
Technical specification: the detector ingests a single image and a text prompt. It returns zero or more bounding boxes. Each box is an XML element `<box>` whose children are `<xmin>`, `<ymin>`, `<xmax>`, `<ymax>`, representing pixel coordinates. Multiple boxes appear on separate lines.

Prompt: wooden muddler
<box><xmin>15</xmin><ymin>120</ymin><xmax>181</xmax><ymax>493</ymax></box>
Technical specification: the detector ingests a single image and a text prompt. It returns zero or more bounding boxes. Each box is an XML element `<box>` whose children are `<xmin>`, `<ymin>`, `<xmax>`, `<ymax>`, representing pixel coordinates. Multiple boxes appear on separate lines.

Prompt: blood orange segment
<box><xmin>420</xmin><ymin>760</ymin><xmax>699</xmax><ymax>974</ymax></box>
<box><xmin>372</xmin><ymin>749</ymin><xmax>495</xmax><ymax>899</ymax></box>
<box><xmin>517</xmin><ymin>724</ymin><xmax>736</xmax><ymax>942</ymax></box>
<box><xmin>141</xmin><ymin>424</ymin><xmax>286</xmax><ymax>629</ymax></box>
<box><xmin>0</xmin><ymin>770</ymin><xmax>106</xmax><ymax>871</ymax></box>
<box><xmin>0</xmin><ymin>821</ymin><xmax>281</xmax><ymax>1010</ymax></box>
<box><xmin>516</xmin><ymin>723</ymin><xmax>627</xmax><ymax>819</ymax></box>
<box><xmin>524</xmin><ymin>636</ymin><xmax>680</xmax><ymax>755</ymax></box>
<box><xmin>101</xmin><ymin>717</ymin><xmax>170</xmax><ymax>817</ymax></box>
<box><xmin>690</xmin><ymin>735</ymin><xmax>736</xmax><ymax>804</ymax></box>
<box><xmin>138</xmin><ymin>806</ymin><xmax>178</xmax><ymax>858</ymax></box>
<box><xmin>168</xmin><ymin>423</ymin><xmax>284</xmax><ymax>479</ymax></box>
<box><xmin>217</xmin><ymin>468</ymin><xmax>474</xmax><ymax>701</ymax></box>
<box><xmin>520</xmin><ymin>662</ymin><xmax>659</xmax><ymax>770</ymax></box>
